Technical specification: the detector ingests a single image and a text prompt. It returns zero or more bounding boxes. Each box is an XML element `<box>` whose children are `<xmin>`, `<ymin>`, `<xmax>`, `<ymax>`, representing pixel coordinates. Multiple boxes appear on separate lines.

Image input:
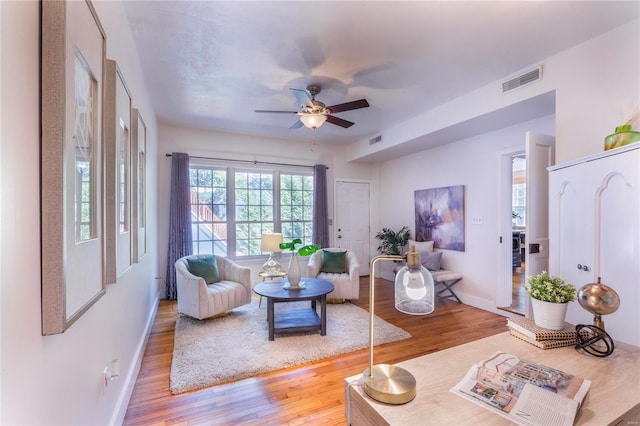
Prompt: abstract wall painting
<box><xmin>414</xmin><ymin>185</ymin><xmax>465</xmax><ymax>251</ymax></box>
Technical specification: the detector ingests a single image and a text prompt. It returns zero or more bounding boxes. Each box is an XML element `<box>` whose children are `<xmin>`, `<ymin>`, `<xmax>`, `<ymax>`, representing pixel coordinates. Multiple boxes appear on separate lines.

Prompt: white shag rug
<box><xmin>170</xmin><ymin>297</ymin><xmax>410</xmax><ymax>394</ymax></box>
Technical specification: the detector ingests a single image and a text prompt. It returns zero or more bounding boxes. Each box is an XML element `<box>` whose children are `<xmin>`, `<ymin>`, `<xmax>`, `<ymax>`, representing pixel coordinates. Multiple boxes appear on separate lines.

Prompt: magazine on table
<box><xmin>451</xmin><ymin>351</ymin><xmax>591</xmax><ymax>426</ymax></box>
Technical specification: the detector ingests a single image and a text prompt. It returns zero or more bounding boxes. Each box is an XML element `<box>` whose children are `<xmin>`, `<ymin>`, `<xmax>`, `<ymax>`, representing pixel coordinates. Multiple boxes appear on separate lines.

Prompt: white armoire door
<box><xmin>549</xmin><ymin>143</ymin><xmax>639</xmax><ymax>346</ymax></box>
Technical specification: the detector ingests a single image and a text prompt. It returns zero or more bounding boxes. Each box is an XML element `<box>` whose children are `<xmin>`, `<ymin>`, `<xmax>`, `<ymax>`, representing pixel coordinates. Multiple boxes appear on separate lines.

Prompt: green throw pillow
<box><xmin>186</xmin><ymin>255</ymin><xmax>220</xmax><ymax>284</ymax></box>
<box><xmin>321</xmin><ymin>250</ymin><xmax>347</xmax><ymax>273</ymax></box>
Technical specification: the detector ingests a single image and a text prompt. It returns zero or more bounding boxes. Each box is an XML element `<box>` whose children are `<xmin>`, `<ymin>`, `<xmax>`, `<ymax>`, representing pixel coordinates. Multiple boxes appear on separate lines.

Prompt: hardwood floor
<box><xmin>511</xmin><ymin>261</ymin><xmax>527</xmax><ymax>314</ymax></box>
<box><xmin>124</xmin><ymin>277</ymin><xmax>509</xmax><ymax>425</ymax></box>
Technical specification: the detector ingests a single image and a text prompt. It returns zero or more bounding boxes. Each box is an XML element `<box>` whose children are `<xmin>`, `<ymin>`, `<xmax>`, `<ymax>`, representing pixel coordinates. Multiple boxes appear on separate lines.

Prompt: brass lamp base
<box><xmin>362</xmin><ymin>364</ymin><xmax>417</xmax><ymax>405</ymax></box>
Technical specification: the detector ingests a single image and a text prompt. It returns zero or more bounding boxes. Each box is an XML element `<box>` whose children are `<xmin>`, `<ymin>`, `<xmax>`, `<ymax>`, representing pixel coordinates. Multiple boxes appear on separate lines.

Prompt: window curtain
<box><xmin>313</xmin><ymin>164</ymin><xmax>329</xmax><ymax>248</ymax></box>
<box><xmin>165</xmin><ymin>152</ymin><xmax>192</xmax><ymax>300</ymax></box>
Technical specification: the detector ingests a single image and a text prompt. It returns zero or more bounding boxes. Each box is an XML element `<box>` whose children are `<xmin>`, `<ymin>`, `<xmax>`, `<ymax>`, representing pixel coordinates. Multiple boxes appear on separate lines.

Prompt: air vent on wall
<box><xmin>369</xmin><ymin>135</ymin><xmax>383</xmax><ymax>145</ymax></box>
<box><xmin>502</xmin><ymin>66</ymin><xmax>542</xmax><ymax>93</ymax></box>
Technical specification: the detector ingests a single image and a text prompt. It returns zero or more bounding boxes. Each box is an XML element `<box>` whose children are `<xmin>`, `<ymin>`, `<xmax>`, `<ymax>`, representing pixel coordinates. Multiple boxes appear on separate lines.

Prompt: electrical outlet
<box><xmin>472</xmin><ymin>216</ymin><xmax>483</xmax><ymax>225</ymax></box>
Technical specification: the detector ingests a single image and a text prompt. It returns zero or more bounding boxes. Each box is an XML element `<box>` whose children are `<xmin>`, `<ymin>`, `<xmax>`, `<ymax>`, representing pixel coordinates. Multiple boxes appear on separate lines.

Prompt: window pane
<box><xmin>190</xmin><ymin>166</ymin><xmax>228</xmax><ymax>256</ymax></box>
<box><xmin>280</xmin><ymin>173</ymin><xmax>313</xmax><ymax>247</ymax></box>
<box><xmin>234</xmin><ymin>170</ymin><xmax>274</xmax><ymax>256</ymax></box>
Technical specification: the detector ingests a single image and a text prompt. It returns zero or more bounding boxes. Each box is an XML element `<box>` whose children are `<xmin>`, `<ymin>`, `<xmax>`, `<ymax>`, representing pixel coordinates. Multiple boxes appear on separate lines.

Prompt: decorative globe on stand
<box><xmin>577</xmin><ymin>277</ymin><xmax>620</xmax><ymax>331</ymax></box>
<box><xmin>575</xmin><ymin>277</ymin><xmax>620</xmax><ymax>357</ymax></box>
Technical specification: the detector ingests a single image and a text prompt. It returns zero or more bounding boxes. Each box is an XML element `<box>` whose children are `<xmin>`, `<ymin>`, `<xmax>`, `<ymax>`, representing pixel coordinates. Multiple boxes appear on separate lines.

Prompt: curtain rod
<box><xmin>165</xmin><ymin>153</ymin><xmax>326</xmax><ymax>170</ymax></box>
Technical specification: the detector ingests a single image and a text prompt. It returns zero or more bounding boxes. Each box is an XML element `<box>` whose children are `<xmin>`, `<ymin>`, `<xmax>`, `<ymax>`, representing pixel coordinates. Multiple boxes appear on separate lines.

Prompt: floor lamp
<box><xmin>363</xmin><ymin>246</ymin><xmax>434</xmax><ymax>404</ymax></box>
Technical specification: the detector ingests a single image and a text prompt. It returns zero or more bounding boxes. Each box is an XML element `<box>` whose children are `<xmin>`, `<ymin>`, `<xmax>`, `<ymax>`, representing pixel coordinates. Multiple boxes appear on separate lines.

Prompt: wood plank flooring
<box><xmin>124</xmin><ymin>277</ymin><xmax>508</xmax><ymax>425</ymax></box>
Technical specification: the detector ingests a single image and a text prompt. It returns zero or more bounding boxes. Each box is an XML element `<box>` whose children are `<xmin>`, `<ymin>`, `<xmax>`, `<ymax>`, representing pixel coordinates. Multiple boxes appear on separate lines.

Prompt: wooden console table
<box><xmin>345</xmin><ymin>332</ymin><xmax>640</xmax><ymax>425</ymax></box>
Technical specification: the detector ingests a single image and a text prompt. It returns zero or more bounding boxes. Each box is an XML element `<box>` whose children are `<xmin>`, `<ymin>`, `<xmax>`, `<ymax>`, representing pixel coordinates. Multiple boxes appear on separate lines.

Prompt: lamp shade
<box><xmin>300</xmin><ymin>113</ymin><xmax>327</xmax><ymax>129</ymax></box>
<box><xmin>261</xmin><ymin>233</ymin><xmax>283</xmax><ymax>252</ymax></box>
<box><xmin>394</xmin><ymin>247</ymin><xmax>434</xmax><ymax>315</ymax></box>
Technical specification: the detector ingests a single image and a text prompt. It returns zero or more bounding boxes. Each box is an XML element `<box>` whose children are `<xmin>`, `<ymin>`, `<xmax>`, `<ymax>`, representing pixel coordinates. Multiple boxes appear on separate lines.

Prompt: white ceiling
<box><xmin>123</xmin><ymin>1</ymin><xmax>639</xmax><ymax>145</ymax></box>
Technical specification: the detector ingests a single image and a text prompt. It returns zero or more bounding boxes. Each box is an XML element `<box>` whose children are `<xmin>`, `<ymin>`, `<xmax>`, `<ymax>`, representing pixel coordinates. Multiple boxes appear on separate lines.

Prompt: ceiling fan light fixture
<box><xmin>300</xmin><ymin>113</ymin><xmax>327</xmax><ymax>129</ymax></box>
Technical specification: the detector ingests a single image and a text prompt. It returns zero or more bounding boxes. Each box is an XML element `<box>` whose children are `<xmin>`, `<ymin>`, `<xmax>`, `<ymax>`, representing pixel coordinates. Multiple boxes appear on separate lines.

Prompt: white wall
<box><xmin>156</xmin><ymin>124</ymin><xmax>374</xmax><ymax>296</ymax></box>
<box><xmin>357</xmin><ymin>19</ymin><xmax>639</xmax><ymax>314</ymax></box>
<box><xmin>347</xmin><ymin>19</ymin><xmax>640</xmax><ymax>166</ymax></box>
<box><xmin>375</xmin><ymin>115</ymin><xmax>555</xmax><ymax>313</ymax></box>
<box><xmin>0</xmin><ymin>1</ymin><xmax>159</xmax><ymax>425</ymax></box>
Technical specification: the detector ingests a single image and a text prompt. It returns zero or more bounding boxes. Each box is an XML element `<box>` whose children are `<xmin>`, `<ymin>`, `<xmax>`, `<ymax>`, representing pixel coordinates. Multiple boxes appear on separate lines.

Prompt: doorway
<box><xmin>511</xmin><ymin>155</ymin><xmax>527</xmax><ymax>313</ymax></box>
<box><xmin>334</xmin><ymin>180</ymin><xmax>371</xmax><ymax>275</ymax></box>
<box><xmin>498</xmin><ymin>132</ymin><xmax>555</xmax><ymax>315</ymax></box>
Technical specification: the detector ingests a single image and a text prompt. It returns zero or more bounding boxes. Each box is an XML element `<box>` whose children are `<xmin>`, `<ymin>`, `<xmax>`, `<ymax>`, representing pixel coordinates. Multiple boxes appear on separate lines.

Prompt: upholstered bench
<box><xmin>429</xmin><ymin>269</ymin><xmax>463</xmax><ymax>304</ymax></box>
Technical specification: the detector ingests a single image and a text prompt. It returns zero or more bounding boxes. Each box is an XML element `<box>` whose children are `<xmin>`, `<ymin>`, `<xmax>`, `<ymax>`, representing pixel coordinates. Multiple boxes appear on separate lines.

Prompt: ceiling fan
<box><xmin>255</xmin><ymin>84</ymin><xmax>369</xmax><ymax>129</ymax></box>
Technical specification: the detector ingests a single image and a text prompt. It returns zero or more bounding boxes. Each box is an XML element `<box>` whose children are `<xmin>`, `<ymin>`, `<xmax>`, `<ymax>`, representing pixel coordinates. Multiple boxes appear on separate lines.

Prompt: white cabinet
<box><xmin>549</xmin><ymin>143</ymin><xmax>639</xmax><ymax>346</ymax></box>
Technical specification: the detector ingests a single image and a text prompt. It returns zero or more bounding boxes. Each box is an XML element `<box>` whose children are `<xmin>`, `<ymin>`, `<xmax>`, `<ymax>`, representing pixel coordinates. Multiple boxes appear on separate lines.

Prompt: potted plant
<box><xmin>279</xmin><ymin>238</ymin><xmax>320</xmax><ymax>289</ymax></box>
<box><xmin>525</xmin><ymin>271</ymin><xmax>576</xmax><ymax>330</ymax></box>
<box><xmin>375</xmin><ymin>226</ymin><xmax>410</xmax><ymax>256</ymax></box>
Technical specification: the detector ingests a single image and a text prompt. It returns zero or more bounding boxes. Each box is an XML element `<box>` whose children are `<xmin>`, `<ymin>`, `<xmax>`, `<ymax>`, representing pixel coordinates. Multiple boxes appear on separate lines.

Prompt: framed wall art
<box><xmin>131</xmin><ymin>108</ymin><xmax>147</xmax><ymax>262</ymax></box>
<box><xmin>414</xmin><ymin>185</ymin><xmax>465</xmax><ymax>251</ymax></box>
<box><xmin>41</xmin><ymin>0</ymin><xmax>106</xmax><ymax>335</ymax></box>
<box><xmin>104</xmin><ymin>59</ymin><xmax>133</xmax><ymax>282</ymax></box>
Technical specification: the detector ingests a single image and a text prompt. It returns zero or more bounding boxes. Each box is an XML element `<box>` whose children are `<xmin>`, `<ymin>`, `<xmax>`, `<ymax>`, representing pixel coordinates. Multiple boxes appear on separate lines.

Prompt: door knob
<box><xmin>337</xmin><ymin>235</ymin><xmax>342</xmax><ymax>239</ymax></box>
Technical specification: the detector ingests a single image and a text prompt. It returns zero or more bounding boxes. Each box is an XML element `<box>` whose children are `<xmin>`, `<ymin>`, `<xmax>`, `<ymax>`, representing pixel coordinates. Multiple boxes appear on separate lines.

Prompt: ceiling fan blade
<box><xmin>255</xmin><ymin>109</ymin><xmax>298</xmax><ymax>114</ymax></box>
<box><xmin>326</xmin><ymin>115</ymin><xmax>354</xmax><ymax>128</ymax></box>
<box><xmin>290</xmin><ymin>88</ymin><xmax>314</xmax><ymax>109</ymax></box>
<box><xmin>327</xmin><ymin>99</ymin><xmax>369</xmax><ymax>114</ymax></box>
<box><xmin>289</xmin><ymin>120</ymin><xmax>304</xmax><ymax>130</ymax></box>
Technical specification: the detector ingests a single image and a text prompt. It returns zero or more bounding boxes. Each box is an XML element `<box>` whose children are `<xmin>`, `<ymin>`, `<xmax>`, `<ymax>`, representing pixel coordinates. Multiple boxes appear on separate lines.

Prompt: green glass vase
<box><xmin>604</xmin><ymin>124</ymin><xmax>640</xmax><ymax>151</ymax></box>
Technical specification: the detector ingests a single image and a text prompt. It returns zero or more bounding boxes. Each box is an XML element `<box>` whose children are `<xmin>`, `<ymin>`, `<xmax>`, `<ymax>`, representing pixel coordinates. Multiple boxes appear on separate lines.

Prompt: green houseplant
<box><xmin>525</xmin><ymin>271</ymin><xmax>576</xmax><ymax>330</ymax></box>
<box><xmin>279</xmin><ymin>238</ymin><xmax>320</xmax><ymax>289</ymax></box>
<box><xmin>375</xmin><ymin>226</ymin><xmax>410</xmax><ymax>256</ymax></box>
<box><xmin>525</xmin><ymin>271</ymin><xmax>576</xmax><ymax>304</ymax></box>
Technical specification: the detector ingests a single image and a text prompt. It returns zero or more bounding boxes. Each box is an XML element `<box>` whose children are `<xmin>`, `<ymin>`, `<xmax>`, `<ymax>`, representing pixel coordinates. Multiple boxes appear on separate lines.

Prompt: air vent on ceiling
<box><xmin>502</xmin><ymin>66</ymin><xmax>542</xmax><ymax>93</ymax></box>
<box><xmin>369</xmin><ymin>135</ymin><xmax>383</xmax><ymax>145</ymax></box>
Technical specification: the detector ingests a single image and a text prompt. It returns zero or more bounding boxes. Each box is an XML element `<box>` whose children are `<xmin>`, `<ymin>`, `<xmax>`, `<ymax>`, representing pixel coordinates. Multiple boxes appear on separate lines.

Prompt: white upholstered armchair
<box><xmin>175</xmin><ymin>254</ymin><xmax>252</xmax><ymax>320</ymax></box>
<box><xmin>307</xmin><ymin>249</ymin><xmax>360</xmax><ymax>301</ymax></box>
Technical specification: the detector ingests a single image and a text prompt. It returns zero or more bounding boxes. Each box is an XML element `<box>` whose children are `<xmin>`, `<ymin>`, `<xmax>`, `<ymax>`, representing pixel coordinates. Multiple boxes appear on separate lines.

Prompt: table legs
<box><xmin>320</xmin><ymin>295</ymin><xmax>327</xmax><ymax>336</ymax></box>
<box><xmin>267</xmin><ymin>298</ymin><xmax>275</xmax><ymax>341</ymax></box>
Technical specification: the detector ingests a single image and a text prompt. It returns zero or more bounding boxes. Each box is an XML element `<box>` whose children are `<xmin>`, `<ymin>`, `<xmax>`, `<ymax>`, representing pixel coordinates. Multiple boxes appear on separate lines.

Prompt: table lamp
<box><xmin>261</xmin><ymin>233</ymin><xmax>283</xmax><ymax>274</ymax></box>
<box><xmin>363</xmin><ymin>245</ymin><xmax>434</xmax><ymax>404</ymax></box>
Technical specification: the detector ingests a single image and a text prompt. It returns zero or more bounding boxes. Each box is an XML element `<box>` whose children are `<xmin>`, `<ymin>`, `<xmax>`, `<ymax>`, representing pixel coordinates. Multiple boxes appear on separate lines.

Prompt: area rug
<box><xmin>170</xmin><ymin>297</ymin><xmax>410</xmax><ymax>394</ymax></box>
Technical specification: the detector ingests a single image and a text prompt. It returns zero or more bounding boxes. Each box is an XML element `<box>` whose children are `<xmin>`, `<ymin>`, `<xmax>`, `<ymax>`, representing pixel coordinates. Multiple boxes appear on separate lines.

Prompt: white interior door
<box><xmin>335</xmin><ymin>181</ymin><xmax>370</xmax><ymax>276</ymax></box>
<box><xmin>524</xmin><ymin>132</ymin><xmax>555</xmax><ymax>315</ymax></box>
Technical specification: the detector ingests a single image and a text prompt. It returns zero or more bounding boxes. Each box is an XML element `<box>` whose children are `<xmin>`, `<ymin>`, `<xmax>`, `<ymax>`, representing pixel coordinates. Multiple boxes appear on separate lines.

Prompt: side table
<box><xmin>257</xmin><ymin>270</ymin><xmax>287</xmax><ymax>306</ymax></box>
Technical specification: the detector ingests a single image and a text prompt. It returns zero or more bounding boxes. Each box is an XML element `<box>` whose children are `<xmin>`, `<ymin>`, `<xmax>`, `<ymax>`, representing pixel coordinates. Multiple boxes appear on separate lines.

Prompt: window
<box><xmin>190</xmin><ymin>167</ymin><xmax>228</xmax><ymax>256</ymax></box>
<box><xmin>512</xmin><ymin>183</ymin><xmax>526</xmax><ymax>227</ymax></box>
<box><xmin>189</xmin><ymin>165</ymin><xmax>313</xmax><ymax>258</ymax></box>
<box><xmin>280</xmin><ymin>173</ymin><xmax>314</xmax><ymax>247</ymax></box>
<box><xmin>235</xmin><ymin>170</ymin><xmax>275</xmax><ymax>256</ymax></box>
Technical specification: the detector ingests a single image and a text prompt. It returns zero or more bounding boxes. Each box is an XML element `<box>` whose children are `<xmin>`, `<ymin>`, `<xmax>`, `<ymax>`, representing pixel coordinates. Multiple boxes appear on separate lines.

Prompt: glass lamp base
<box><xmin>262</xmin><ymin>254</ymin><xmax>281</xmax><ymax>274</ymax></box>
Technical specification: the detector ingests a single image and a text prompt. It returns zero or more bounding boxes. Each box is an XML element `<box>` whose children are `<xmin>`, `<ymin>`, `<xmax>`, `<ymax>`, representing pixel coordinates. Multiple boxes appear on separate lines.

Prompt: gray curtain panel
<box><xmin>165</xmin><ymin>152</ymin><xmax>193</xmax><ymax>300</ymax></box>
<box><xmin>313</xmin><ymin>164</ymin><xmax>329</xmax><ymax>248</ymax></box>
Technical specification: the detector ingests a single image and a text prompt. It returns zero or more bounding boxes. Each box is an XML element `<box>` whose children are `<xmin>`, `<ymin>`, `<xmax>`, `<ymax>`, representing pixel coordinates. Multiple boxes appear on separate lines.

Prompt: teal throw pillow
<box><xmin>321</xmin><ymin>250</ymin><xmax>347</xmax><ymax>274</ymax></box>
<box><xmin>186</xmin><ymin>255</ymin><xmax>220</xmax><ymax>284</ymax></box>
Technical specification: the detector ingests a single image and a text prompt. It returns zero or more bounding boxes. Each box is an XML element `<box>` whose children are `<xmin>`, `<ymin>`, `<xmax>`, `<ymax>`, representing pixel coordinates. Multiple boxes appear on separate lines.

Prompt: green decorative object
<box><xmin>375</xmin><ymin>226</ymin><xmax>410</xmax><ymax>256</ymax></box>
<box><xmin>604</xmin><ymin>124</ymin><xmax>640</xmax><ymax>151</ymax></box>
<box><xmin>279</xmin><ymin>238</ymin><xmax>320</xmax><ymax>256</ymax></box>
<box><xmin>186</xmin><ymin>255</ymin><xmax>220</xmax><ymax>284</ymax></box>
<box><xmin>321</xmin><ymin>250</ymin><xmax>347</xmax><ymax>273</ymax></box>
<box><xmin>525</xmin><ymin>271</ymin><xmax>576</xmax><ymax>303</ymax></box>
<box><xmin>279</xmin><ymin>239</ymin><xmax>321</xmax><ymax>289</ymax></box>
